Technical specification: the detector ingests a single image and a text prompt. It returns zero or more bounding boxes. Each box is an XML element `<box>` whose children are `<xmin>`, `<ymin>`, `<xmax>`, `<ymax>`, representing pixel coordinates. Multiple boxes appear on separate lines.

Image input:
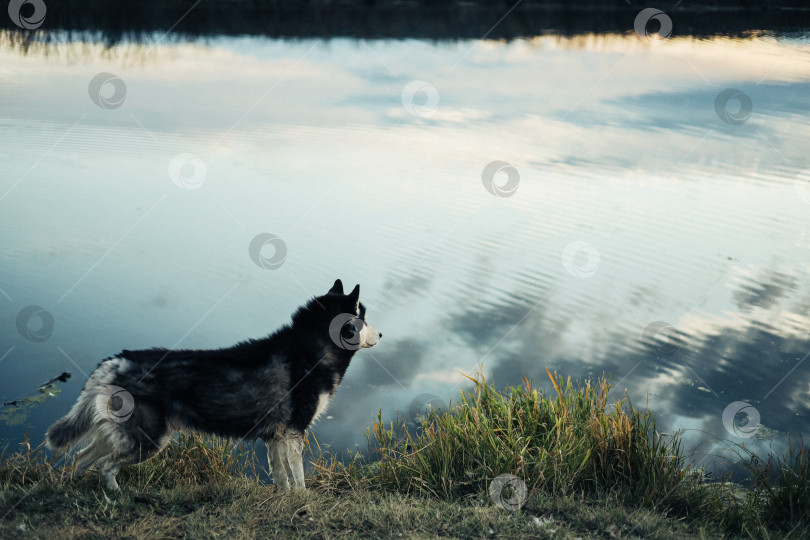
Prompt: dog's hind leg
<box><xmin>93</xmin><ymin>446</ymin><xmax>146</xmax><ymax>492</ymax></box>
<box><xmin>266</xmin><ymin>439</ymin><xmax>290</xmax><ymax>490</ymax></box>
<box><xmin>95</xmin><ymin>454</ymin><xmax>124</xmax><ymax>491</ymax></box>
<box><xmin>285</xmin><ymin>436</ymin><xmax>306</xmax><ymax>490</ymax></box>
<box><xmin>73</xmin><ymin>437</ymin><xmax>113</xmax><ymax>478</ymax></box>
<box><xmin>90</xmin><ymin>405</ymin><xmax>168</xmax><ymax>491</ymax></box>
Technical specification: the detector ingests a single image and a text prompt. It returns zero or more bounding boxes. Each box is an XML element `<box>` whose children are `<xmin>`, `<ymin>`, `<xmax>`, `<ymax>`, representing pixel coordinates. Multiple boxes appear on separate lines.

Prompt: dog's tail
<box><xmin>45</xmin><ymin>399</ymin><xmax>93</xmax><ymax>449</ymax></box>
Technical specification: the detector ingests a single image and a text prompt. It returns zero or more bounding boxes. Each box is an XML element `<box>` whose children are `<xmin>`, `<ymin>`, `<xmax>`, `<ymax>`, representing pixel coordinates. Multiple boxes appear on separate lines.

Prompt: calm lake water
<box><xmin>1</xmin><ymin>28</ymin><xmax>809</xmax><ymax>472</ymax></box>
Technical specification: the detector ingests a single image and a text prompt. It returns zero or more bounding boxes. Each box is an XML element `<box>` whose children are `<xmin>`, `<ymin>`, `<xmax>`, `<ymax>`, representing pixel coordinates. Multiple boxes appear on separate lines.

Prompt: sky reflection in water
<box><xmin>1</xmin><ymin>33</ymin><xmax>809</xmax><ymax>471</ymax></box>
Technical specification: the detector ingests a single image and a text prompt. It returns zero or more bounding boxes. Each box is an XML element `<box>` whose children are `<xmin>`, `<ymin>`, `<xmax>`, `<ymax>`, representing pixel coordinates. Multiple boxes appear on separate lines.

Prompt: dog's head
<box><xmin>294</xmin><ymin>279</ymin><xmax>381</xmax><ymax>351</ymax></box>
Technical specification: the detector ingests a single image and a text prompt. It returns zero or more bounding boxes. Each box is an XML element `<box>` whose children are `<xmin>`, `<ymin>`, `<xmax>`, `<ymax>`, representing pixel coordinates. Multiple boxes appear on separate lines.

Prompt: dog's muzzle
<box><xmin>361</xmin><ymin>324</ymin><xmax>382</xmax><ymax>348</ymax></box>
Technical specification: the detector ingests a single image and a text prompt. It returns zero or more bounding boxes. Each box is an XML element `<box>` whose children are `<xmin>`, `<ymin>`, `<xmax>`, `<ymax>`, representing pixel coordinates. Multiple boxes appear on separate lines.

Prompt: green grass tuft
<box><xmin>314</xmin><ymin>369</ymin><xmax>809</xmax><ymax>536</ymax></box>
<box><xmin>741</xmin><ymin>437</ymin><xmax>810</xmax><ymax>531</ymax></box>
<box><xmin>361</xmin><ymin>369</ymin><xmax>688</xmax><ymax>505</ymax></box>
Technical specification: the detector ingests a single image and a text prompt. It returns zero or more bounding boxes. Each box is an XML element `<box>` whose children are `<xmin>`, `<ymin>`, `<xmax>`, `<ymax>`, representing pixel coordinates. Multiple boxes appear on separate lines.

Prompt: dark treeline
<box><xmin>2</xmin><ymin>0</ymin><xmax>810</xmax><ymax>43</ymax></box>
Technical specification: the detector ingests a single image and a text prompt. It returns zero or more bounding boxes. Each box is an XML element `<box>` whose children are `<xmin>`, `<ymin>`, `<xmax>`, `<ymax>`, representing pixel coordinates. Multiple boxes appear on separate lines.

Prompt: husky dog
<box><xmin>45</xmin><ymin>280</ymin><xmax>381</xmax><ymax>491</ymax></box>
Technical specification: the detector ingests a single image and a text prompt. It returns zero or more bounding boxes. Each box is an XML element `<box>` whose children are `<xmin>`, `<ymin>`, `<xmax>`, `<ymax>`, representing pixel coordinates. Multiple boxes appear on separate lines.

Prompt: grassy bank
<box><xmin>1</xmin><ymin>371</ymin><xmax>807</xmax><ymax>538</ymax></box>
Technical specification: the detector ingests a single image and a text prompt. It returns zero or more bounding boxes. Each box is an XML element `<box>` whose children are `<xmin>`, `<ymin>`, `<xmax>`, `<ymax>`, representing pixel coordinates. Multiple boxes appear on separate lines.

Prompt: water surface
<box><xmin>1</xmin><ymin>31</ymin><xmax>809</xmax><ymax>471</ymax></box>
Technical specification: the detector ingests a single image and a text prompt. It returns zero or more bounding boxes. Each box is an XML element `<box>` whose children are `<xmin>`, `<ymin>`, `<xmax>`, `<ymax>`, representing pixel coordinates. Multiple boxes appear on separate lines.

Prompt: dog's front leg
<box><xmin>286</xmin><ymin>436</ymin><xmax>306</xmax><ymax>490</ymax></box>
<box><xmin>266</xmin><ymin>439</ymin><xmax>290</xmax><ymax>490</ymax></box>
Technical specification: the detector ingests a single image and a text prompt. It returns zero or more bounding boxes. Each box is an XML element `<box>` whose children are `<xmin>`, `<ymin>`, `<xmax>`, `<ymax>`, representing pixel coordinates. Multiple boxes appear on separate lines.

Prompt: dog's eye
<box><xmin>341</xmin><ymin>322</ymin><xmax>357</xmax><ymax>340</ymax></box>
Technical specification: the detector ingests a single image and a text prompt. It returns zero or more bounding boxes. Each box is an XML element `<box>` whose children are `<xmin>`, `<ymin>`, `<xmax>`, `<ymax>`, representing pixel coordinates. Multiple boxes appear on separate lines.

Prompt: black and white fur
<box><xmin>45</xmin><ymin>279</ymin><xmax>381</xmax><ymax>491</ymax></box>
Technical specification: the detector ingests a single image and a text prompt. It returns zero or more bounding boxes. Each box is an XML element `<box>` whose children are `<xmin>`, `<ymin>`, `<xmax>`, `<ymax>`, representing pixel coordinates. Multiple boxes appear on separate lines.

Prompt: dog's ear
<box><xmin>347</xmin><ymin>284</ymin><xmax>360</xmax><ymax>309</ymax></box>
<box><xmin>329</xmin><ymin>279</ymin><xmax>344</xmax><ymax>295</ymax></box>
